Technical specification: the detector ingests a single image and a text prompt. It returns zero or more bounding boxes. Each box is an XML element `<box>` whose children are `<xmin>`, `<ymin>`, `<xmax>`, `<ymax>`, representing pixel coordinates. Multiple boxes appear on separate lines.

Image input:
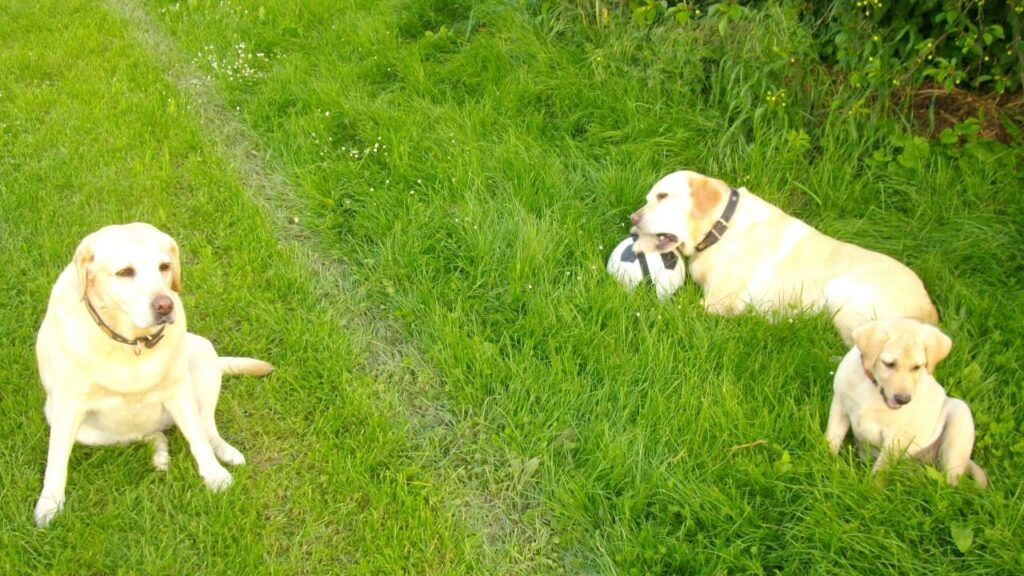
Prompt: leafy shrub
<box><xmin>545</xmin><ymin>0</ymin><xmax>1024</xmax><ymax>96</ymax></box>
<box><xmin>812</xmin><ymin>0</ymin><xmax>1024</xmax><ymax>95</ymax></box>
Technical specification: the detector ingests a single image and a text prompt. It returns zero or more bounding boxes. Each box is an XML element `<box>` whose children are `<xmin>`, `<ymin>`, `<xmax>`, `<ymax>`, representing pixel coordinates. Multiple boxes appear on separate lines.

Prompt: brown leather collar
<box><xmin>864</xmin><ymin>368</ymin><xmax>877</xmax><ymax>385</ymax></box>
<box><xmin>83</xmin><ymin>295</ymin><xmax>165</xmax><ymax>356</ymax></box>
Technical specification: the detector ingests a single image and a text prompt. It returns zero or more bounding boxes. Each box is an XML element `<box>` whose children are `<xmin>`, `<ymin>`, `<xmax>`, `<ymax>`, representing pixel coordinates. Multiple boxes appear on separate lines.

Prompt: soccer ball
<box><xmin>606</xmin><ymin>235</ymin><xmax>686</xmax><ymax>300</ymax></box>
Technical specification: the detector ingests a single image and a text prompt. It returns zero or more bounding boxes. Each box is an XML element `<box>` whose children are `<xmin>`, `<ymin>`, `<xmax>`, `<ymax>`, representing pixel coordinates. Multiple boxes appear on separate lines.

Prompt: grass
<box><xmin>1</xmin><ymin>0</ymin><xmax>1023</xmax><ymax>573</ymax></box>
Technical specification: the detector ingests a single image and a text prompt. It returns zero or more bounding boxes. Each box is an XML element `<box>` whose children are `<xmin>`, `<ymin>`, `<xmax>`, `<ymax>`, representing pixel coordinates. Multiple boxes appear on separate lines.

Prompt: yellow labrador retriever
<box><xmin>34</xmin><ymin>223</ymin><xmax>273</xmax><ymax>527</ymax></box>
<box><xmin>825</xmin><ymin>318</ymin><xmax>987</xmax><ymax>487</ymax></box>
<box><xmin>630</xmin><ymin>170</ymin><xmax>938</xmax><ymax>343</ymax></box>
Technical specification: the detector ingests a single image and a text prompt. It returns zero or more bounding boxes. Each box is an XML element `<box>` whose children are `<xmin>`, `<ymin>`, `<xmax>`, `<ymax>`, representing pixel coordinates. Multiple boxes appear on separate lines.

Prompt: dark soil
<box><xmin>904</xmin><ymin>84</ymin><xmax>1024</xmax><ymax>143</ymax></box>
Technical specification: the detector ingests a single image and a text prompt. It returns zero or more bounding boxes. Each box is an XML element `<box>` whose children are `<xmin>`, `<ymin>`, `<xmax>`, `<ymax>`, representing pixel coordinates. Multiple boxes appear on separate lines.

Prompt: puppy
<box><xmin>825</xmin><ymin>318</ymin><xmax>987</xmax><ymax>487</ymax></box>
<box><xmin>34</xmin><ymin>223</ymin><xmax>273</xmax><ymax>527</ymax></box>
<box><xmin>630</xmin><ymin>171</ymin><xmax>938</xmax><ymax>343</ymax></box>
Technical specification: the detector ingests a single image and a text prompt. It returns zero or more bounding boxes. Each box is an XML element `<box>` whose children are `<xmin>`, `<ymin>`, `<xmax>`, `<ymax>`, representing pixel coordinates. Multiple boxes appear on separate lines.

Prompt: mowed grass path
<box><xmin>2</xmin><ymin>0</ymin><xmax>1023</xmax><ymax>573</ymax></box>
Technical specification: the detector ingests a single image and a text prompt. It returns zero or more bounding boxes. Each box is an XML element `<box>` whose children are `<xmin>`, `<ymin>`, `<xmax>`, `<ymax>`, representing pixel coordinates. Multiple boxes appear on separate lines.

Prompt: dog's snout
<box><xmin>893</xmin><ymin>393</ymin><xmax>912</xmax><ymax>405</ymax></box>
<box><xmin>630</xmin><ymin>211</ymin><xmax>641</xmax><ymax>225</ymax></box>
<box><xmin>152</xmin><ymin>295</ymin><xmax>174</xmax><ymax>317</ymax></box>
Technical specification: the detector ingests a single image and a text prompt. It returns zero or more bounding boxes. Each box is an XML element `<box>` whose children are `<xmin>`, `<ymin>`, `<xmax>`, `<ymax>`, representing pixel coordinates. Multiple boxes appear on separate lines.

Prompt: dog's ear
<box><xmin>922</xmin><ymin>324</ymin><xmax>952</xmax><ymax>374</ymax></box>
<box><xmin>73</xmin><ymin>236</ymin><xmax>95</xmax><ymax>298</ymax></box>
<box><xmin>168</xmin><ymin>240</ymin><xmax>182</xmax><ymax>292</ymax></box>
<box><xmin>852</xmin><ymin>322</ymin><xmax>889</xmax><ymax>371</ymax></box>
<box><xmin>689</xmin><ymin>175</ymin><xmax>724</xmax><ymax>220</ymax></box>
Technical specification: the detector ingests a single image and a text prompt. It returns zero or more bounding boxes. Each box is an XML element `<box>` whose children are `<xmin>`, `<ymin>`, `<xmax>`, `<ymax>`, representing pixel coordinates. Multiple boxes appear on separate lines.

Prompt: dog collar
<box><xmin>83</xmin><ymin>295</ymin><xmax>165</xmax><ymax>356</ymax></box>
<box><xmin>864</xmin><ymin>368</ymin><xmax>877</xmax><ymax>385</ymax></box>
<box><xmin>694</xmin><ymin>188</ymin><xmax>740</xmax><ymax>253</ymax></box>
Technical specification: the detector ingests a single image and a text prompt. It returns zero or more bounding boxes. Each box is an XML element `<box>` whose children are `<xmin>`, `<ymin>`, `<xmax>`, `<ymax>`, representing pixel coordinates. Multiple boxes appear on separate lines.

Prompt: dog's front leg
<box><xmin>937</xmin><ymin>399</ymin><xmax>978</xmax><ymax>486</ymax></box>
<box><xmin>871</xmin><ymin>436</ymin><xmax>905</xmax><ymax>476</ymax></box>
<box><xmin>163</xmin><ymin>390</ymin><xmax>232</xmax><ymax>491</ymax></box>
<box><xmin>824</xmin><ymin>396</ymin><xmax>850</xmax><ymax>454</ymax></box>
<box><xmin>34</xmin><ymin>398</ymin><xmax>86</xmax><ymax>527</ymax></box>
<box><xmin>702</xmin><ymin>295</ymin><xmax>743</xmax><ymax>315</ymax></box>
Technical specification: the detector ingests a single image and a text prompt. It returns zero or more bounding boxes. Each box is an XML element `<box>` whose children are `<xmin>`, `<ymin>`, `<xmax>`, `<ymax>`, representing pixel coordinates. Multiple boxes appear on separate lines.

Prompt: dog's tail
<box><xmin>219</xmin><ymin>357</ymin><xmax>275</xmax><ymax>377</ymax></box>
<box><xmin>967</xmin><ymin>460</ymin><xmax>989</xmax><ymax>489</ymax></box>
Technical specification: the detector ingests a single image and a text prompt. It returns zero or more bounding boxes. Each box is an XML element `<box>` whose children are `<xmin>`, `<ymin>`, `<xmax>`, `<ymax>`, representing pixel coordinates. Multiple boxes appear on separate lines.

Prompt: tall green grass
<box><xmin>1</xmin><ymin>0</ymin><xmax>1022</xmax><ymax>573</ymax></box>
<box><xmin>142</xmin><ymin>0</ymin><xmax>1024</xmax><ymax>572</ymax></box>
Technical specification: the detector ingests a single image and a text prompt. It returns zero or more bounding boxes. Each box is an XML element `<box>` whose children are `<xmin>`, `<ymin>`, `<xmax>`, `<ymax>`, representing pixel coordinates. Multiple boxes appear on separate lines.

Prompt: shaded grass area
<box><xmin>0</xmin><ymin>1</ymin><xmax>488</xmax><ymax>573</ymax></box>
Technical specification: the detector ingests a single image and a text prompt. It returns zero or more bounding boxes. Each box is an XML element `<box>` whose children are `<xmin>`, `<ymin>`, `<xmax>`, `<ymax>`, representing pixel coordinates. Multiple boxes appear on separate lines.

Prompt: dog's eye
<box><xmin>882</xmin><ymin>360</ymin><xmax>896</xmax><ymax>369</ymax></box>
<box><xmin>116</xmin><ymin>267</ymin><xmax>136</xmax><ymax>278</ymax></box>
<box><xmin>911</xmin><ymin>364</ymin><xmax>922</xmax><ymax>371</ymax></box>
<box><xmin>656</xmin><ymin>192</ymin><xmax>668</xmax><ymax>201</ymax></box>
<box><xmin>159</xmin><ymin>263</ymin><xmax>171</xmax><ymax>272</ymax></box>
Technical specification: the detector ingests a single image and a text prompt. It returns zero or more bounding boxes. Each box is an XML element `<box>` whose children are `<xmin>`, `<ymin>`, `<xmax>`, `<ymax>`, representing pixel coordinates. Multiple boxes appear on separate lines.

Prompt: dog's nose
<box><xmin>893</xmin><ymin>393</ymin><xmax>912</xmax><ymax>405</ymax></box>
<box><xmin>152</xmin><ymin>295</ymin><xmax>174</xmax><ymax>318</ymax></box>
<box><xmin>630</xmin><ymin>211</ymin><xmax>641</xmax><ymax>225</ymax></box>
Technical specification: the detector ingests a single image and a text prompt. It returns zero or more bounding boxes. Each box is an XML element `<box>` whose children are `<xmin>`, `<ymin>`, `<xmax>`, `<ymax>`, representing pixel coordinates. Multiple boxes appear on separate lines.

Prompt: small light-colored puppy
<box><xmin>630</xmin><ymin>170</ymin><xmax>938</xmax><ymax>343</ymax></box>
<box><xmin>825</xmin><ymin>318</ymin><xmax>987</xmax><ymax>487</ymax></box>
<box><xmin>34</xmin><ymin>223</ymin><xmax>273</xmax><ymax>527</ymax></box>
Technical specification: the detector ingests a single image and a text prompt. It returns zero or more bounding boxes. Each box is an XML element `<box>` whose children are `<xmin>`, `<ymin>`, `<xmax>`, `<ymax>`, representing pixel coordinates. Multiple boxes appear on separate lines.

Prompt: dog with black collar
<box><xmin>33</xmin><ymin>223</ymin><xmax>273</xmax><ymax>527</ymax></box>
<box><xmin>629</xmin><ymin>170</ymin><xmax>938</xmax><ymax>344</ymax></box>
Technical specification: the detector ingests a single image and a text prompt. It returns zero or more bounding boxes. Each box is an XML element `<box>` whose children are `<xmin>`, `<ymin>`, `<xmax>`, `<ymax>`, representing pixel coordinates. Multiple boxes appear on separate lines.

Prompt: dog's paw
<box><xmin>202</xmin><ymin>467</ymin><xmax>233</xmax><ymax>492</ymax></box>
<box><xmin>149</xmin><ymin>432</ymin><xmax>170</xmax><ymax>471</ymax></box>
<box><xmin>152</xmin><ymin>451</ymin><xmax>170</xmax><ymax>471</ymax></box>
<box><xmin>214</xmin><ymin>443</ymin><xmax>246</xmax><ymax>467</ymax></box>
<box><xmin>33</xmin><ymin>495</ymin><xmax>64</xmax><ymax>528</ymax></box>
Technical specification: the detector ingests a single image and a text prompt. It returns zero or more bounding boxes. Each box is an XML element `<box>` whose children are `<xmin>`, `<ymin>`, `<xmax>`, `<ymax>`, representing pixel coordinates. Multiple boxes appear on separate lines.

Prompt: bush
<box><xmin>548</xmin><ymin>1</ymin><xmax>1024</xmax><ymax>95</ymax></box>
<box><xmin>813</xmin><ymin>0</ymin><xmax>1024</xmax><ymax>95</ymax></box>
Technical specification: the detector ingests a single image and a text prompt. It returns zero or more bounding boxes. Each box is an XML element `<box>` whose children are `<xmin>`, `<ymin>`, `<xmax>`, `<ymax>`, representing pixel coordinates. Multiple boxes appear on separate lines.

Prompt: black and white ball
<box><xmin>606</xmin><ymin>235</ymin><xmax>686</xmax><ymax>300</ymax></box>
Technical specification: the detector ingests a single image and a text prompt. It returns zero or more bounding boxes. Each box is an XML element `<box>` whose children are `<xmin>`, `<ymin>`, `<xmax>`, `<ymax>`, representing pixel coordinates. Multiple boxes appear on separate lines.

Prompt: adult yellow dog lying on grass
<box><xmin>630</xmin><ymin>170</ymin><xmax>938</xmax><ymax>344</ymax></box>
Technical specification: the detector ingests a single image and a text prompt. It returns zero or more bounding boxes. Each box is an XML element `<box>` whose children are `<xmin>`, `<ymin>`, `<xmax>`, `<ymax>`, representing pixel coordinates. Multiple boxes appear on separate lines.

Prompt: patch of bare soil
<box><xmin>905</xmin><ymin>83</ymin><xmax>1024</xmax><ymax>143</ymax></box>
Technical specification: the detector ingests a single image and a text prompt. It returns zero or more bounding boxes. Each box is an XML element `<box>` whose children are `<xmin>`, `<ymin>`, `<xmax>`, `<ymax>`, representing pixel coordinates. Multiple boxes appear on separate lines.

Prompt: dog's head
<box><xmin>630</xmin><ymin>170</ymin><xmax>730</xmax><ymax>256</ymax></box>
<box><xmin>852</xmin><ymin>318</ymin><xmax>952</xmax><ymax>410</ymax></box>
<box><xmin>74</xmin><ymin>223</ymin><xmax>182</xmax><ymax>334</ymax></box>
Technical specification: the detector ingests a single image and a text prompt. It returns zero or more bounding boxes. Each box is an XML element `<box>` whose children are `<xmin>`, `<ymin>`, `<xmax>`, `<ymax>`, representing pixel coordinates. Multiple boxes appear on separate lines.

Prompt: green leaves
<box><xmin>895</xmin><ymin>134</ymin><xmax>931</xmax><ymax>168</ymax></box>
<box><xmin>815</xmin><ymin>0</ymin><xmax>1023</xmax><ymax>94</ymax></box>
<box><xmin>950</xmin><ymin>523</ymin><xmax>975</xmax><ymax>554</ymax></box>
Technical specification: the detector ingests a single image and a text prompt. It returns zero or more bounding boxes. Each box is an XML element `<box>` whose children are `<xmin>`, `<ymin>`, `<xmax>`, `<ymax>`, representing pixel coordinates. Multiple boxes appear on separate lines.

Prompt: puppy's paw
<box><xmin>34</xmin><ymin>495</ymin><xmax>64</xmax><ymax>528</ymax></box>
<box><xmin>202</xmin><ymin>467</ymin><xmax>233</xmax><ymax>492</ymax></box>
<box><xmin>214</xmin><ymin>443</ymin><xmax>246</xmax><ymax>467</ymax></box>
<box><xmin>152</xmin><ymin>451</ymin><xmax>170</xmax><ymax>471</ymax></box>
<box><xmin>149</xmin><ymin>432</ymin><xmax>170</xmax><ymax>471</ymax></box>
<box><xmin>825</xmin><ymin>437</ymin><xmax>843</xmax><ymax>455</ymax></box>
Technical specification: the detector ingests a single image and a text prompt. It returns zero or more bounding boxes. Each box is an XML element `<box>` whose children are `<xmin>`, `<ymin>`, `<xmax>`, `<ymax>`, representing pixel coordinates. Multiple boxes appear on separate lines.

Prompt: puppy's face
<box><xmin>630</xmin><ymin>171</ymin><xmax>728</xmax><ymax>256</ymax></box>
<box><xmin>75</xmin><ymin>223</ymin><xmax>181</xmax><ymax>333</ymax></box>
<box><xmin>853</xmin><ymin>319</ymin><xmax>952</xmax><ymax>410</ymax></box>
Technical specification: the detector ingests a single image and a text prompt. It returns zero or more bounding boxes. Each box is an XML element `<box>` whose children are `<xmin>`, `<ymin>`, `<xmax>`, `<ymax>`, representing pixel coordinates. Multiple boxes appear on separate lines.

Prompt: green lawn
<box><xmin>2</xmin><ymin>0</ymin><xmax>1023</xmax><ymax>573</ymax></box>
